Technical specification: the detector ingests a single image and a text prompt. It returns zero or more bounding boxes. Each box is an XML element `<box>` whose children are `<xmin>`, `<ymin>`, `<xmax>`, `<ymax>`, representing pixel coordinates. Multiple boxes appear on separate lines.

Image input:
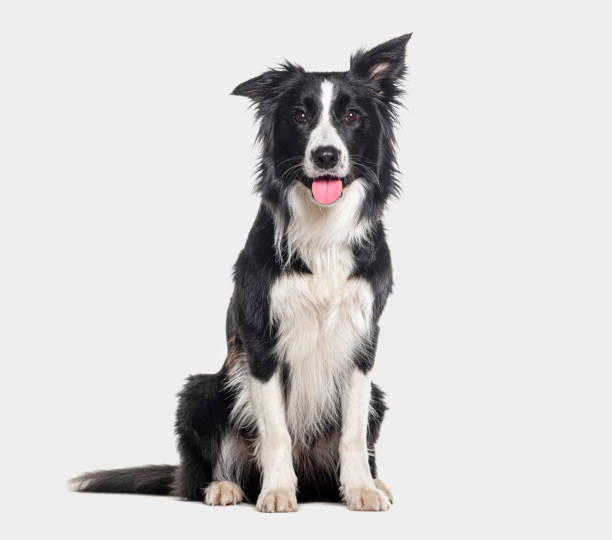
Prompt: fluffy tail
<box><xmin>69</xmin><ymin>464</ymin><xmax>177</xmax><ymax>496</ymax></box>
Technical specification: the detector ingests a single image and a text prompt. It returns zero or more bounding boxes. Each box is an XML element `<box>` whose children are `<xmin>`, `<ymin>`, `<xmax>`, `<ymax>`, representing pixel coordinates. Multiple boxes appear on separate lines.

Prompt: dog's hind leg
<box><xmin>203</xmin><ymin>432</ymin><xmax>255</xmax><ymax>505</ymax></box>
<box><xmin>175</xmin><ymin>373</ymin><xmax>232</xmax><ymax>501</ymax></box>
<box><xmin>204</xmin><ymin>480</ymin><xmax>243</xmax><ymax>506</ymax></box>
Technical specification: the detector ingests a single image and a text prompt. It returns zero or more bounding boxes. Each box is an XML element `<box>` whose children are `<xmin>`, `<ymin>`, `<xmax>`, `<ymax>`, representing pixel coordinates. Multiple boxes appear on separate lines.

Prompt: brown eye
<box><xmin>345</xmin><ymin>109</ymin><xmax>359</xmax><ymax>123</ymax></box>
<box><xmin>294</xmin><ymin>111</ymin><xmax>308</xmax><ymax>124</ymax></box>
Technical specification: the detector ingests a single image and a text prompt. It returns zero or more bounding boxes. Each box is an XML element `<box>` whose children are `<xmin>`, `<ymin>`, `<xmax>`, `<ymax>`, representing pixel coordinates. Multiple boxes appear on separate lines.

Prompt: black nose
<box><xmin>312</xmin><ymin>146</ymin><xmax>340</xmax><ymax>170</ymax></box>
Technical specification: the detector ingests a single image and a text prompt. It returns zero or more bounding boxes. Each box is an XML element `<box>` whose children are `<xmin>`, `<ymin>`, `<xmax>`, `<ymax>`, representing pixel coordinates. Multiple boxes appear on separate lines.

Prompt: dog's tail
<box><xmin>69</xmin><ymin>464</ymin><xmax>177</xmax><ymax>496</ymax></box>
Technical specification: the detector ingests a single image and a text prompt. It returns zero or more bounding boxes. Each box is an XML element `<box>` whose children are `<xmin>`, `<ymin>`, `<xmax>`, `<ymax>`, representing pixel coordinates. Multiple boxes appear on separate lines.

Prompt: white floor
<box><xmin>24</xmin><ymin>483</ymin><xmax>411</xmax><ymax>540</ymax></box>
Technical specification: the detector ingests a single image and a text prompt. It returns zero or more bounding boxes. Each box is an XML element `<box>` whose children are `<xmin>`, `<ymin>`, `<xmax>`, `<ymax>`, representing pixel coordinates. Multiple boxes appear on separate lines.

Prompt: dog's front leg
<box><xmin>250</xmin><ymin>369</ymin><xmax>298</xmax><ymax>512</ymax></box>
<box><xmin>340</xmin><ymin>369</ymin><xmax>391</xmax><ymax>511</ymax></box>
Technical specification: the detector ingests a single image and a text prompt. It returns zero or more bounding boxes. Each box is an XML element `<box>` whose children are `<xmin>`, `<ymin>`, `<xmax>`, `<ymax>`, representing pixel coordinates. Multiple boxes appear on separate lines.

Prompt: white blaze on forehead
<box><xmin>303</xmin><ymin>80</ymin><xmax>350</xmax><ymax>177</ymax></box>
<box><xmin>319</xmin><ymin>80</ymin><xmax>334</xmax><ymax>124</ymax></box>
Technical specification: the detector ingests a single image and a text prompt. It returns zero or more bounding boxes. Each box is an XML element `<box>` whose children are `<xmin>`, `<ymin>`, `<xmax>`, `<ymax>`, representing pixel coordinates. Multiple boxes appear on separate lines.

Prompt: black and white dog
<box><xmin>73</xmin><ymin>34</ymin><xmax>411</xmax><ymax>512</ymax></box>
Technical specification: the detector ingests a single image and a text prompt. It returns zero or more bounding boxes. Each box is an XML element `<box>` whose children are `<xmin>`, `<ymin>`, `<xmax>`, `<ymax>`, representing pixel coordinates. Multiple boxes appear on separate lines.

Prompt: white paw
<box><xmin>204</xmin><ymin>481</ymin><xmax>243</xmax><ymax>506</ymax></box>
<box><xmin>256</xmin><ymin>487</ymin><xmax>298</xmax><ymax>513</ymax></box>
<box><xmin>344</xmin><ymin>486</ymin><xmax>391</xmax><ymax>511</ymax></box>
<box><xmin>373</xmin><ymin>478</ymin><xmax>394</xmax><ymax>503</ymax></box>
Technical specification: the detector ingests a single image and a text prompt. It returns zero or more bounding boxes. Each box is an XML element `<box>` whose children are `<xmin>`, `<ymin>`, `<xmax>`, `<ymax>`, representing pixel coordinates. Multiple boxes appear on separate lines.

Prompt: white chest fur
<box><xmin>269</xmin><ymin>180</ymin><xmax>374</xmax><ymax>444</ymax></box>
<box><xmin>270</xmin><ymin>265</ymin><xmax>373</xmax><ymax>444</ymax></box>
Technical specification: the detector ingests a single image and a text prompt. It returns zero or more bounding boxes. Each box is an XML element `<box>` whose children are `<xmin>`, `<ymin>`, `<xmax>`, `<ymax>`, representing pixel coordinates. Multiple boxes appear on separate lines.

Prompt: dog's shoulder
<box><xmin>350</xmin><ymin>221</ymin><xmax>394</xmax><ymax>321</ymax></box>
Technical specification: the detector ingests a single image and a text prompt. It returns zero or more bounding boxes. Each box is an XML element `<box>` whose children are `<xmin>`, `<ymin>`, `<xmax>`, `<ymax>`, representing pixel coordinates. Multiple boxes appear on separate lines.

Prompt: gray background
<box><xmin>1</xmin><ymin>1</ymin><xmax>610</xmax><ymax>538</ymax></box>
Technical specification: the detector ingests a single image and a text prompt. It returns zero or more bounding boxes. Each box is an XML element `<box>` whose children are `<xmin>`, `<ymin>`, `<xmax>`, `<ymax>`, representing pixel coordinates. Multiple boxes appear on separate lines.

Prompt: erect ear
<box><xmin>350</xmin><ymin>34</ymin><xmax>412</xmax><ymax>99</ymax></box>
<box><xmin>232</xmin><ymin>62</ymin><xmax>304</xmax><ymax>104</ymax></box>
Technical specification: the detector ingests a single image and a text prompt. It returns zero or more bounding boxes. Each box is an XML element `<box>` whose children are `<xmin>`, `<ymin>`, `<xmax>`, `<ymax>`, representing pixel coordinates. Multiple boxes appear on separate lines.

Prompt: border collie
<box><xmin>72</xmin><ymin>33</ymin><xmax>411</xmax><ymax>512</ymax></box>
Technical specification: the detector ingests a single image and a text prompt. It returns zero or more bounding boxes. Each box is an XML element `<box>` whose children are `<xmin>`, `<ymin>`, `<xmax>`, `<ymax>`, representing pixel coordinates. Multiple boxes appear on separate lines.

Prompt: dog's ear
<box><xmin>232</xmin><ymin>62</ymin><xmax>303</xmax><ymax>104</ymax></box>
<box><xmin>350</xmin><ymin>34</ymin><xmax>412</xmax><ymax>99</ymax></box>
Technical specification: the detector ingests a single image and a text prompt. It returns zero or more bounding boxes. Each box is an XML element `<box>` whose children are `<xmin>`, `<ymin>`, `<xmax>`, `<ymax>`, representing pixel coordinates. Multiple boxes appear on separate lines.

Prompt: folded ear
<box><xmin>350</xmin><ymin>33</ymin><xmax>412</xmax><ymax>99</ymax></box>
<box><xmin>232</xmin><ymin>62</ymin><xmax>304</xmax><ymax>104</ymax></box>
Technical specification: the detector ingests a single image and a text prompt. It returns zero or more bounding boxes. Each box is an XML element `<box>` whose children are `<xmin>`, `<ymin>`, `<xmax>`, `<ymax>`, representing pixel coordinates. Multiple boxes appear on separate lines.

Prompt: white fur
<box><xmin>340</xmin><ymin>369</ymin><xmax>391</xmax><ymax>511</ymax></box>
<box><xmin>226</xmin><ymin>365</ymin><xmax>298</xmax><ymax>510</ymax></box>
<box><xmin>212</xmin><ymin>432</ymin><xmax>250</xmax><ymax>483</ymax></box>
<box><xmin>249</xmin><ymin>371</ymin><xmax>297</xmax><ymax>491</ymax></box>
<box><xmin>270</xmin><ymin>274</ymin><xmax>373</xmax><ymax>445</ymax></box>
<box><xmin>225</xmin><ymin>352</ymin><xmax>254</xmax><ymax>431</ymax></box>
<box><xmin>227</xmin><ymin>176</ymin><xmax>375</xmax><ymax>477</ymax></box>
<box><xmin>226</xmin><ymin>354</ymin><xmax>342</xmax><ymax>481</ymax></box>
<box><xmin>269</xmin><ymin>180</ymin><xmax>374</xmax><ymax>445</ymax></box>
<box><xmin>303</xmin><ymin>80</ymin><xmax>350</xmax><ymax>179</ymax></box>
<box><xmin>339</xmin><ymin>369</ymin><xmax>376</xmax><ymax>490</ymax></box>
<box><xmin>276</xmin><ymin>178</ymin><xmax>372</xmax><ymax>266</ymax></box>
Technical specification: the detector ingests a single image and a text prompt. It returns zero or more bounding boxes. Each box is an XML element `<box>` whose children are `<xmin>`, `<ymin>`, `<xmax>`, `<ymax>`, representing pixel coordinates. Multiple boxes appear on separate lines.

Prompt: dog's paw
<box><xmin>373</xmin><ymin>478</ymin><xmax>394</xmax><ymax>503</ymax></box>
<box><xmin>256</xmin><ymin>487</ymin><xmax>298</xmax><ymax>513</ymax></box>
<box><xmin>204</xmin><ymin>481</ymin><xmax>243</xmax><ymax>506</ymax></box>
<box><xmin>344</xmin><ymin>486</ymin><xmax>391</xmax><ymax>511</ymax></box>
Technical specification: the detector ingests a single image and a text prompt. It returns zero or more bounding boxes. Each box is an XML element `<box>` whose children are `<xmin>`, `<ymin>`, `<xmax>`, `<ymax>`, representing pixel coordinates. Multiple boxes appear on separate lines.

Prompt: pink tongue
<box><xmin>311</xmin><ymin>179</ymin><xmax>343</xmax><ymax>205</ymax></box>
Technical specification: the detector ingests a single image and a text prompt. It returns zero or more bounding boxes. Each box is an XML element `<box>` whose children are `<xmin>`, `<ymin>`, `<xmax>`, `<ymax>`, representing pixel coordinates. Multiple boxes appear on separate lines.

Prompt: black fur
<box><xmin>72</xmin><ymin>34</ymin><xmax>410</xmax><ymax>507</ymax></box>
<box><xmin>71</xmin><ymin>464</ymin><xmax>177</xmax><ymax>496</ymax></box>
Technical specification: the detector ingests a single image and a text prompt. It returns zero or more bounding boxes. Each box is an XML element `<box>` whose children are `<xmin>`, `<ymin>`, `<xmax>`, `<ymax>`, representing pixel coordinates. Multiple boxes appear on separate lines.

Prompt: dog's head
<box><xmin>233</xmin><ymin>34</ymin><xmax>410</xmax><ymax>217</ymax></box>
